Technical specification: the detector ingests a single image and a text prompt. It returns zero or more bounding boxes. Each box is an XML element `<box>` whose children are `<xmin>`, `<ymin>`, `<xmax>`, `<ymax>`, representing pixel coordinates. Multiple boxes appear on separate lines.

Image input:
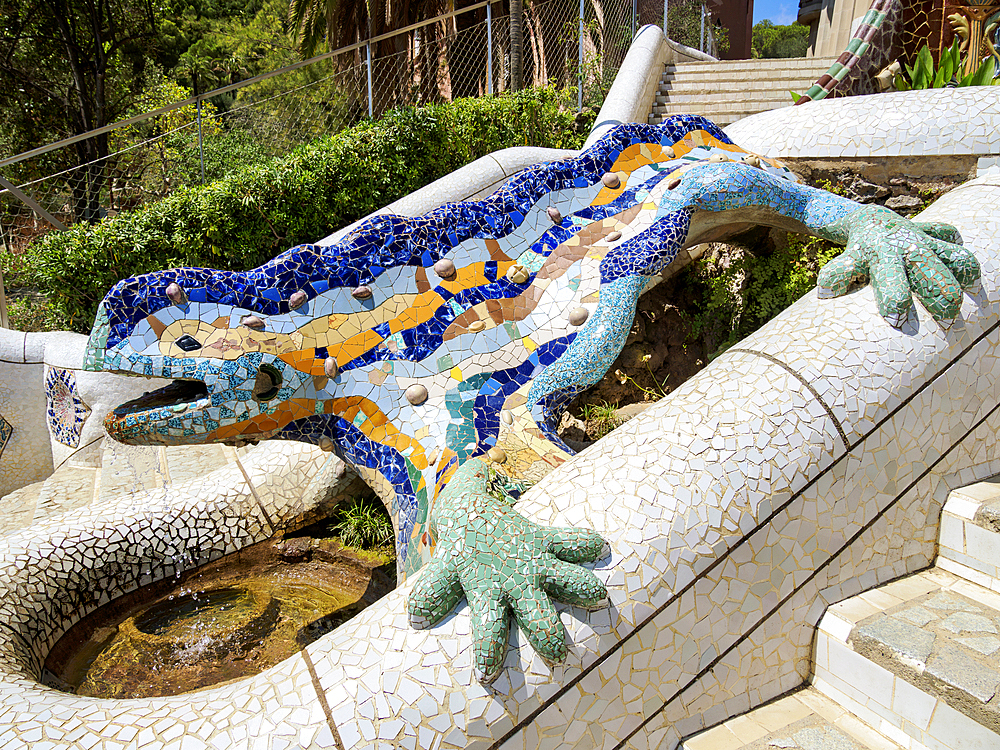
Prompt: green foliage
<box><xmin>751</xmin><ymin>20</ymin><xmax>809</xmax><ymax>59</ymax></box>
<box><xmin>667</xmin><ymin>0</ymin><xmax>730</xmax><ymax>55</ymax></box>
<box><xmin>17</xmin><ymin>88</ymin><xmax>593</xmax><ymax>331</ymax></box>
<box><xmin>691</xmin><ymin>230</ymin><xmax>843</xmax><ymax>357</ymax></box>
<box><xmin>4</xmin><ymin>295</ymin><xmax>71</xmax><ymax>332</ymax></box>
<box><xmin>894</xmin><ymin>39</ymin><xmax>1000</xmax><ymax>90</ymax></box>
<box><xmin>331</xmin><ymin>497</ymin><xmax>394</xmax><ymax>550</ymax></box>
<box><xmin>580</xmin><ymin>401</ymin><xmax>622</xmax><ymax>439</ymax></box>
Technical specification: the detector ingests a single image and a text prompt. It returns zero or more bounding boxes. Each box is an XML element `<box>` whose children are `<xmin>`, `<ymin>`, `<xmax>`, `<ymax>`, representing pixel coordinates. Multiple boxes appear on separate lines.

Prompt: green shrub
<box><xmin>14</xmin><ymin>87</ymin><xmax>593</xmax><ymax>331</ymax></box>
<box><xmin>691</xmin><ymin>231</ymin><xmax>843</xmax><ymax>358</ymax></box>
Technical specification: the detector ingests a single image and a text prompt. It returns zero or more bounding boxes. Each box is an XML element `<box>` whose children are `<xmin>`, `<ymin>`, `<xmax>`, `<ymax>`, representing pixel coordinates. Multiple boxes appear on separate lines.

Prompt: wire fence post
<box><xmin>486</xmin><ymin>1</ymin><xmax>494</xmax><ymax>96</ymax></box>
<box><xmin>196</xmin><ymin>97</ymin><xmax>206</xmax><ymax>184</ymax></box>
<box><xmin>577</xmin><ymin>0</ymin><xmax>585</xmax><ymax>110</ymax></box>
<box><xmin>700</xmin><ymin>3</ymin><xmax>706</xmax><ymax>51</ymax></box>
<box><xmin>366</xmin><ymin>43</ymin><xmax>374</xmax><ymax>118</ymax></box>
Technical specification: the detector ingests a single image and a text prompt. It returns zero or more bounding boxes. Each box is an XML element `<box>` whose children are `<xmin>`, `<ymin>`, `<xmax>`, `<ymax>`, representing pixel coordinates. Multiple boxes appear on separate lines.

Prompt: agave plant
<box><xmin>894</xmin><ymin>39</ymin><xmax>998</xmax><ymax>90</ymax></box>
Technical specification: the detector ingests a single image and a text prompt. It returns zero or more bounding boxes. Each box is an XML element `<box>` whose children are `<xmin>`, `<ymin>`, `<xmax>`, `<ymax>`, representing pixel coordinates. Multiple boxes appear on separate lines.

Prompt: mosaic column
<box><xmin>946</xmin><ymin>0</ymin><xmax>1000</xmax><ymax>74</ymax></box>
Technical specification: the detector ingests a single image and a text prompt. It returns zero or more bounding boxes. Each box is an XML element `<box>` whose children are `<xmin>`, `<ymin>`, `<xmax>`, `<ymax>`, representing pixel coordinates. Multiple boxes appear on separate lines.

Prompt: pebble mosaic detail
<box><xmin>85</xmin><ymin>114</ymin><xmax>981</xmax><ymax>680</ymax></box>
<box><xmin>44</xmin><ymin>367</ymin><xmax>91</xmax><ymax>449</ymax></box>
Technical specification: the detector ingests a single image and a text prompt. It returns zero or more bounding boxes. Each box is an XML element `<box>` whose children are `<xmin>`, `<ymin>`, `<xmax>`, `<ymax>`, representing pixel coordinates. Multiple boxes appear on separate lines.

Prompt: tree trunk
<box><xmin>510</xmin><ymin>0</ymin><xmax>523</xmax><ymax>90</ymax></box>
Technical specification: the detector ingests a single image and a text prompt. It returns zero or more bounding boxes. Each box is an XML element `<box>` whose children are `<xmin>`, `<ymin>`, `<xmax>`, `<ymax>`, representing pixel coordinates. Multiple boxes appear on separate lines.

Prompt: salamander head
<box><xmin>84</xmin><ymin>263</ymin><xmax>333</xmax><ymax>447</ymax></box>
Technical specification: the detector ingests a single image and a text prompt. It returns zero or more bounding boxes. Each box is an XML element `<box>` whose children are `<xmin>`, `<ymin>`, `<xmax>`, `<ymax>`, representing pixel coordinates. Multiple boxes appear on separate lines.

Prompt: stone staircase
<box><xmin>649</xmin><ymin>57</ymin><xmax>837</xmax><ymax>128</ymax></box>
<box><xmin>0</xmin><ymin>439</ymin><xmax>238</xmax><ymax>534</ymax></box>
<box><xmin>683</xmin><ymin>478</ymin><xmax>1000</xmax><ymax>750</ymax></box>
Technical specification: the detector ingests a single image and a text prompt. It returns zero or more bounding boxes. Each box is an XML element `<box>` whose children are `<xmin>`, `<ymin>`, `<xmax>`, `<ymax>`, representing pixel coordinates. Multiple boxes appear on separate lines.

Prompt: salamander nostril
<box><xmin>175</xmin><ymin>334</ymin><xmax>202</xmax><ymax>352</ymax></box>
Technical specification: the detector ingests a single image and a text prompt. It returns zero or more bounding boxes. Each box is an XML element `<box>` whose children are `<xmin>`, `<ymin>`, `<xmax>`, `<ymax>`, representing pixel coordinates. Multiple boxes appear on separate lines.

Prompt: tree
<box><xmin>665</xmin><ymin>0</ymin><xmax>729</xmax><ymax>56</ymax></box>
<box><xmin>751</xmin><ymin>20</ymin><xmax>809</xmax><ymax>59</ymax></box>
<box><xmin>0</xmin><ymin>0</ymin><xmax>157</xmax><ymax>221</ymax></box>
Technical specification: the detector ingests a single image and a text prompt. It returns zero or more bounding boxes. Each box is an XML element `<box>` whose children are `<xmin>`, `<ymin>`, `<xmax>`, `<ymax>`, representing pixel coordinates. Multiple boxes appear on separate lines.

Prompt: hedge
<box><xmin>13</xmin><ymin>87</ymin><xmax>594</xmax><ymax>331</ymax></box>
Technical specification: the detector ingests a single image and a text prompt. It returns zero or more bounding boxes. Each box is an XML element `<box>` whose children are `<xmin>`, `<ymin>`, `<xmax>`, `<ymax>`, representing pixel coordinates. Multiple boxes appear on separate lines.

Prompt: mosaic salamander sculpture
<box><xmin>83</xmin><ymin>116</ymin><xmax>979</xmax><ymax>683</ymax></box>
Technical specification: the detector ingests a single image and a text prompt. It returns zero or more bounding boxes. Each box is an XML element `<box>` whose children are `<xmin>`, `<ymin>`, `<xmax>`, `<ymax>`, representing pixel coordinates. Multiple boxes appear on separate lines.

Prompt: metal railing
<box><xmin>0</xmin><ymin>0</ymin><xmax>703</xmax><ymax>319</ymax></box>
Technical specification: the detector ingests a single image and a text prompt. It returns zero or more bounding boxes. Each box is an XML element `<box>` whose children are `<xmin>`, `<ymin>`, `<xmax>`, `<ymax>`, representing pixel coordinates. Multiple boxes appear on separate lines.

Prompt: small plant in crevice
<box><xmin>330</xmin><ymin>497</ymin><xmax>394</xmax><ymax>551</ymax></box>
<box><xmin>580</xmin><ymin>400</ymin><xmax>623</xmax><ymax>440</ymax></box>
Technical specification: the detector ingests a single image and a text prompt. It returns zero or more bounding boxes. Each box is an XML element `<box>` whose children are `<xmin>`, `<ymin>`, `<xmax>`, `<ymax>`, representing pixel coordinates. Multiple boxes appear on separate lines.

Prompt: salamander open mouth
<box><xmin>113</xmin><ymin>379</ymin><xmax>210</xmax><ymax>418</ymax></box>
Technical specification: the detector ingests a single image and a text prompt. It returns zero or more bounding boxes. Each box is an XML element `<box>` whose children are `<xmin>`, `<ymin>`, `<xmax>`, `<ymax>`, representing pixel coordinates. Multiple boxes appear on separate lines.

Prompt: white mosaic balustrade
<box><xmin>725</xmin><ymin>88</ymin><xmax>1000</xmax><ymax>161</ymax></box>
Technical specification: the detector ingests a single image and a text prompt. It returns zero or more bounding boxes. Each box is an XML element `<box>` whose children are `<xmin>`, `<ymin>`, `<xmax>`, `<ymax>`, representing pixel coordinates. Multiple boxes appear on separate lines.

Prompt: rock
<box><xmin>885</xmin><ymin>194</ymin><xmax>923</xmax><ymax>212</ymax></box>
<box><xmin>568</xmin><ymin>307</ymin><xmax>589</xmax><ymax>326</ymax></box>
<box><xmin>845</xmin><ymin>175</ymin><xmax>891</xmax><ymax>203</ymax></box>
<box><xmin>506</xmin><ymin>264</ymin><xmax>530</xmax><ymax>284</ymax></box>
<box><xmin>486</xmin><ymin>446</ymin><xmax>506</xmax><ymax>463</ymax></box>
<box><xmin>275</xmin><ymin>537</ymin><xmax>312</xmax><ymax>561</ymax></box>
<box><xmin>433</xmin><ymin>258</ymin><xmax>456</xmax><ymax>278</ymax></box>
<box><xmin>500</xmin><ymin>411</ymin><xmax>513</xmax><ymax>425</ymax></box>
<box><xmin>468</xmin><ymin>320</ymin><xmax>486</xmax><ymax>332</ymax></box>
<box><xmin>405</xmin><ymin>384</ymin><xmax>428</xmax><ymax>405</ymax></box>
<box><xmin>601</xmin><ymin>172</ymin><xmax>621</xmax><ymax>189</ymax></box>
<box><xmin>546</xmin><ymin>206</ymin><xmax>562</xmax><ymax>224</ymax></box>
<box><xmin>288</xmin><ymin>290</ymin><xmax>308</xmax><ymax>309</ymax></box>
<box><xmin>352</xmin><ymin>286</ymin><xmax>372</xmax><ymax>300</ymax></box>
<box><xmin>662</xmin><ymin>146</ymin><xmax>676</xmax><ymax>158</ymax></box>
<box><xmin>667</xmin><ymin>178</ymin><xmax>681</xmax><ymax>190</ymax></box>
<box><xmin>324</xmin><ymin>357</ymin><xmax>339</xmax><ymax>379</ymax></box>
<box><xmin>166</xmin><ymin>283</ymin><xmax>187</xmax><ymax>305</ymax></box>
<box><xmin>241</xmin><ymin>315</ymin><xmax>265</xmax><ymax>330</ymax></box>
<box><xmin>606</xmin><ymin>231</ymin><xmax>622</xmax><ymax>242</ymax></box>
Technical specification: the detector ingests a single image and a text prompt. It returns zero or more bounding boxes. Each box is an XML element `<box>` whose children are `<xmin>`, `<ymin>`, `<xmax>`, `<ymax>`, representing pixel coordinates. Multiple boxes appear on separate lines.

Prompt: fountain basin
<box><xmin>44</xmin><ymin>527</ymin><xmax>394</xmax><ymax>700</ymax></box>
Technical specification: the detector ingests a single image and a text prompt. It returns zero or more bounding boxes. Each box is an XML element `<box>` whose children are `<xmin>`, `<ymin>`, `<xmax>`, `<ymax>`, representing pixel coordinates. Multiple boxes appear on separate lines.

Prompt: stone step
<box><xmin>656</xmin><ymin>80</ymin><xmax>818</xmax><ymax>94</ymax></box>
<box><xmin>650</xmin><ymin>105</ymin><xmax>793</xmax><ymax>120</ymax></box>
<box><xmin>660</xmin><ymin>68</ymin><xmax>831</xmax><ymax>82</ymax></box>
<box><xmin>681</xmin><ymin>687</ymin><xmax>904</xmax><ymax>749</ymax></box>
<box><xmin>652</xmin><ymin>92</ymin><xmax>798</xmax><ymax>108</ymax></box>
<box><xmin>649</xmin><ymin>113</ymin><xmax>741</xmax><ymax>127</ymax></box>
<box><xmin>0</xmin><ymin>481</ymin><xmax>43</xmax><ymax>536</ymax></box>
<box><xmin>162</xmin><ymin>443</ymin><xmax>235</xmax><ymax>485</ymax></box>
<box><xmin>666</xmin><ymin>57</ymin><xmax>837</xmax><ymax>73</ymax></box>
<box><xmin>99</xmin><ymin>438</ymin><xmax>238</xmax><ymax>503</ymax></box>
<box><xmin>99</xmin><ymin>439</ymin><xmax>168</xmax><ymax>503</ymax></box>
<box><xmin>32</xmin><ymin>464</ymin><xmax>99</xmax><ymax>523</ymax></box>
<box><xmin>814</xmin><ymin>567</ymin><xmax>1000</xmax><ymax>750</ymax></box>
<box><xmin>937</xmin><ymin>477</ymin><xmax>1000</xmax><ymax>592</ymax></box>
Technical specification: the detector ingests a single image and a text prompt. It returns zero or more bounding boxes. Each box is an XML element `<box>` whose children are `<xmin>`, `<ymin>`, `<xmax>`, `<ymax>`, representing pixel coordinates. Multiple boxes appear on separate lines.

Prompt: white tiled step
<box><xmin>814</xmin><ymin>567</ymin><xmax>1000</xmax><ymax>750</ymax></box>
<box><xmin>937</xmin><ymin>478</ymin><xmax>1000</xmax><ymax>592</ymax></box>
<box><xmin>667</xmin><ymin>57</ymin><xmax>837</xmax><ymax>73</ymax></box>
<box><xmin>681</xmin><ymin>688</ymin><xmax>903</xmax><ymax>750</ymax></box>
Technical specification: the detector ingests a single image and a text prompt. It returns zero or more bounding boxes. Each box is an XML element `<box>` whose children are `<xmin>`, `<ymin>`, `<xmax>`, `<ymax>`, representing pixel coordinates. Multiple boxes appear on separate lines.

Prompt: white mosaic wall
<box><xmin>0</xmin><ymin>331</ymin><xmax>169</xmax><ymax>499</ymax></box>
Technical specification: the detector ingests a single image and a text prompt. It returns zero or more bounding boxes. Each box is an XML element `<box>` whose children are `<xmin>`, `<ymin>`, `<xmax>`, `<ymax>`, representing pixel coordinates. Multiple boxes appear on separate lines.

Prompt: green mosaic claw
<box><xmin>816</xmin><ymin>205</ymin><xmax>980</xmax><ymax>327</ymax></box>
<box><xmin>407</xmin><ymin>459</ymin><xmax>609</xmax><ymax>683</ymax></box>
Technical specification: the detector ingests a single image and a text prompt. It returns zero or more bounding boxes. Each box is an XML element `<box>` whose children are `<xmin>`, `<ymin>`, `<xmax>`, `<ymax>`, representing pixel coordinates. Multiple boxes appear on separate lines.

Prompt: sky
<box><xmin>752</xmin><ymin>0</ymin><xmax>799</xmax><ymax>25</ymax></box>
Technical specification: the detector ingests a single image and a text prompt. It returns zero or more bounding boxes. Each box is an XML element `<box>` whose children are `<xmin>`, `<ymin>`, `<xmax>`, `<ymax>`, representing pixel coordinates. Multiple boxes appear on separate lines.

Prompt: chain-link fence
<box><xmin>0</xmin><ymin>0</ymin><xmax>667</xmax><ymax>273</ymax></box>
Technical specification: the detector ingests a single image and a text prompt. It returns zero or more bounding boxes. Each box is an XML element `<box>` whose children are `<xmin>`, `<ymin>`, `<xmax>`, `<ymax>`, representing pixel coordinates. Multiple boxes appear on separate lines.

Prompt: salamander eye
<box><xmin>252</xmin><ymin>363</ymin><xmax>283</xmax><ymax>401</ymax></box>
<box><xmin>175</xmin><ymin>334</ymin><xmax>202</xmax><ymax>352</ymax></box>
